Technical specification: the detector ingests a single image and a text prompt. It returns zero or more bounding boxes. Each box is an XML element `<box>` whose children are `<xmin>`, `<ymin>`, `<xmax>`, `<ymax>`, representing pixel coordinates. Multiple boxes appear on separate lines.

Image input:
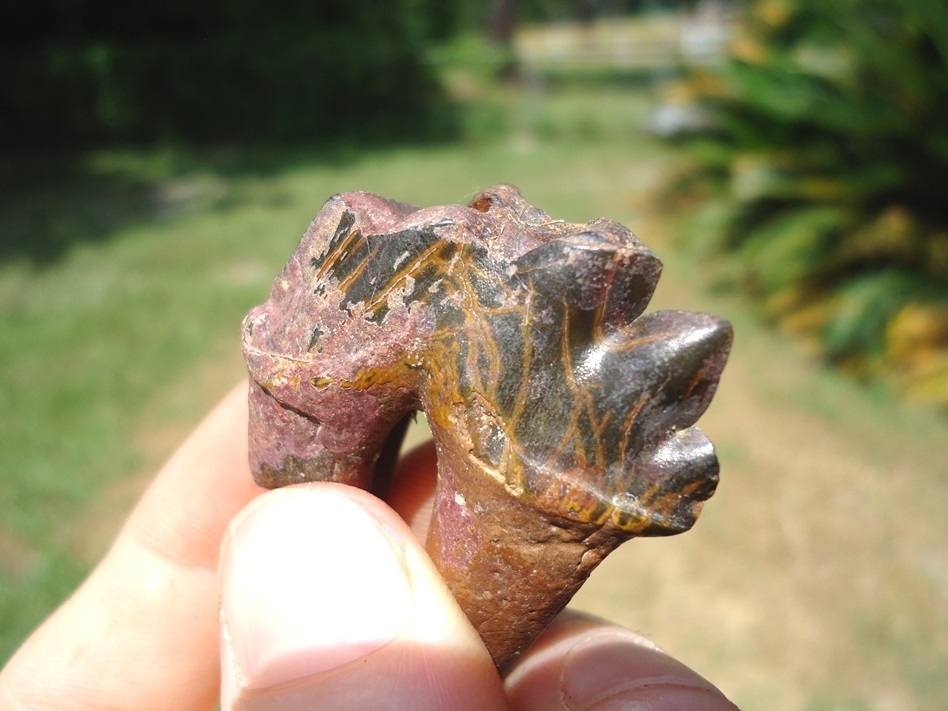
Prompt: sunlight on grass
<box><xmin>0</xmin><ymin>78</ymin><xmax>671</xmax><ymax>665</ymax></box>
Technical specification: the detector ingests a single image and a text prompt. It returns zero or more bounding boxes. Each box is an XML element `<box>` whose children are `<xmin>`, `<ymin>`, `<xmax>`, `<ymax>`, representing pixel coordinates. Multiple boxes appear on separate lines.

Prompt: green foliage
<box><xmin>667</xmin><ymin>0</ymin><xmax>948</xmax><ymax>406</ymax></box>
<box><xmin>0</xmin><ymin>0</ymin><xmax>460</xmax><ymax>147</ymax></box>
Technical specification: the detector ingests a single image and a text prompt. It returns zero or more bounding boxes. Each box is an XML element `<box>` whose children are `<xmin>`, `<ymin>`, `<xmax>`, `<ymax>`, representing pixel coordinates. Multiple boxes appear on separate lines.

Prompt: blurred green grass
<box><xmin>0</xmin><ymin>77</ymin><xmax>669</xmax><ymax>664</ymax></box>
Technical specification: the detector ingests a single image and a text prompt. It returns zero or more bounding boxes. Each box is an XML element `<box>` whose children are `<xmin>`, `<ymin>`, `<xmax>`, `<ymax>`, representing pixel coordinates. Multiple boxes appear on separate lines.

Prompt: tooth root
<box><xmin>425</xmin><ymin>429</ymin><xmax>619</xmax><ymax>672</ymax></box>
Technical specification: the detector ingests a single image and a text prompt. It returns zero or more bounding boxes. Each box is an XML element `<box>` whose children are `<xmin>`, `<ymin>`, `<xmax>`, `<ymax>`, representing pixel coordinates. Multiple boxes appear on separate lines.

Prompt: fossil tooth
<box><xmin>242</xmin><ymin>184</ymin><xmax>732</xmax><ymax>671</ymax></box>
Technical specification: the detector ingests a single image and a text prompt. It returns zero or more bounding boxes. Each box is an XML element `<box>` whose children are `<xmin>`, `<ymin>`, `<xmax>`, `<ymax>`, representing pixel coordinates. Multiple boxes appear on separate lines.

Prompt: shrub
<box><xmin>666</xmin><ymin>0</ymin><xmax>948</xmax><ymax>406</ymax></box>
<box><xmin>0</xmin><ymin>0</ymin><xmax>459</xmax><ymax>147</ymax></box>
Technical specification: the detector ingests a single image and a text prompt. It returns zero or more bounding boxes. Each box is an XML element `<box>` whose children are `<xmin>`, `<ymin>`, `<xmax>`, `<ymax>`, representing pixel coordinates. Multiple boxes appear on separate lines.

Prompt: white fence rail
<box><xmin>514</xmin><ymin>13</ymin><xmax>734</xmax><ymax>70</ymax></box>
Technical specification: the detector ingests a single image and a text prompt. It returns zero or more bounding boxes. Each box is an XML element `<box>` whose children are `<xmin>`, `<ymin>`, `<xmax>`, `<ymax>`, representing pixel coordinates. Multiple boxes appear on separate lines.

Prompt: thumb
<box><xmin>219</xmin><ymin>483</ymin><xmax>509</xmax><ymax>711</ymax></box>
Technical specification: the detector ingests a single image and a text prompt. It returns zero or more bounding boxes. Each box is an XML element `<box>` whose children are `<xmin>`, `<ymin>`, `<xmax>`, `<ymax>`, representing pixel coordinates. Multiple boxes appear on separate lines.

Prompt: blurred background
<box><xmin>2</xmin><ymin>0</ymin><xmax>947</xmax><ymax>708</ymax></box>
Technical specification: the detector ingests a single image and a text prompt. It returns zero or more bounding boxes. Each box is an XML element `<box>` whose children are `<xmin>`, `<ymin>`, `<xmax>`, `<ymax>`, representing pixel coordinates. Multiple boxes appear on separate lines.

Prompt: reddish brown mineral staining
<box><xmin>242</xmin><ymin>184</ymin><xmax>732</xmax><ymax>671</ymax></box>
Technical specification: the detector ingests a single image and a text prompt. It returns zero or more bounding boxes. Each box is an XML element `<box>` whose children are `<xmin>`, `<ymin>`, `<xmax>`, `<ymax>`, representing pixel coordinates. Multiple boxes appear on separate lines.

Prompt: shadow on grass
<box><xmin>0</xmin><ymin>154</ymin><xmax>156</xmax><ymax>266</ymax></box>
<box><xmin>0</xmin><ymin>143</ymin><xmax>396</xmax><ymax>268</ymax></box>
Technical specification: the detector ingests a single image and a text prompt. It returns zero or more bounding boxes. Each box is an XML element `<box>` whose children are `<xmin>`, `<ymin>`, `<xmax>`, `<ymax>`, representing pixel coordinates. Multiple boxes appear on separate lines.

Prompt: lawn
<box><xmin>2</xmin><ymin>76</ymin><xmax>947</xmax><ymax>710</ymax></box>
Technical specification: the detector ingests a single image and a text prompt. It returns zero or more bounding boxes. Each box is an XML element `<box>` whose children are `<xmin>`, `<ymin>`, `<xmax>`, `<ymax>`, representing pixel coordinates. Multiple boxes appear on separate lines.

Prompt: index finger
<box><xmin>505</xmin><ymin>612</ymin><xmax>740</xmax><ymax>710</ymax></box>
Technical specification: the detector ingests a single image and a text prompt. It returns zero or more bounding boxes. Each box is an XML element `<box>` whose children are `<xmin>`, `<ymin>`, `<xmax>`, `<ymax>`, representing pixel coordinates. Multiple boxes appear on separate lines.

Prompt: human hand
<box><xmin>0</xmin><ymin>382</ymin><xmax>739</xmax><ymax>711</ymax></box>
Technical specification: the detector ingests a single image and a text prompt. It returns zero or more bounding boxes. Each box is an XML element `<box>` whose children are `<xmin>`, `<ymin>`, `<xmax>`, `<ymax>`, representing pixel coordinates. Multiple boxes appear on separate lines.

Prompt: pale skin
<box><xmin>0</xmin><ymin>381</ymin><xmax>739</xmax><ymax>711</ymax></box>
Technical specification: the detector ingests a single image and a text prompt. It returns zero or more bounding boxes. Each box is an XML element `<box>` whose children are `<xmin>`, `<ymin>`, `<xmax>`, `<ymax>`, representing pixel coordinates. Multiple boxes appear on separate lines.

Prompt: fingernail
<box><xmin>221</xmin><ymin>487</ymin><xmax>413</xmax><ymax>690</ymax></box>
<box><xmin>561</xmin><ymin>630</ymin><xmax>738</xmax><ymax>711</ymax></box>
